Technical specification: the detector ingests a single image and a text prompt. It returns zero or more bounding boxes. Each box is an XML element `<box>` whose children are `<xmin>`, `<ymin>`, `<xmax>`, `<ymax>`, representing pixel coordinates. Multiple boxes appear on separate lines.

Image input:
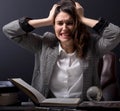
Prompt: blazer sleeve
<box><xmin>95</xmin><ymin>23</ymin><xmax>120</xmax><ymax>54</ymax></box>
<box><xmin>2</xmin><ymin>19</ymin><xmax>49</xmax><ymax>53</ymax></box>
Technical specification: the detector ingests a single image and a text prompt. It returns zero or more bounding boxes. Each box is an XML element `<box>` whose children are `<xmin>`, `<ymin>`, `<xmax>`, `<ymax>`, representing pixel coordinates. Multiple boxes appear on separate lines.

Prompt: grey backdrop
<box><xmin>0</xmin><ymin>0</ymin><xmax>120</xmax><ymax>100</ymax></box>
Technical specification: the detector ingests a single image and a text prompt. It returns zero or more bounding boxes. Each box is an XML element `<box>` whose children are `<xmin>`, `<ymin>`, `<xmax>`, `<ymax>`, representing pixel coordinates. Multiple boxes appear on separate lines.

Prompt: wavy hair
<box><xmin>53</xmin><ymin>0</ymin><xmax>90</xmax><ymax>58</ymax></box>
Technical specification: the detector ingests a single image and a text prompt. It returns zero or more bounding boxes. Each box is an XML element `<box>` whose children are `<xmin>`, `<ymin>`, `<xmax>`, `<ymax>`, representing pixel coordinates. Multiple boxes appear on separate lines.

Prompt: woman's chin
<box><xmin>59</xmin><ymin>39</ymin><xmax>73</xmax><ymax>44</ymax></box>
<box><xmin>59</xmin><ymin>38</ymin><xmax>69</xmax><ymax>42</ymax></box>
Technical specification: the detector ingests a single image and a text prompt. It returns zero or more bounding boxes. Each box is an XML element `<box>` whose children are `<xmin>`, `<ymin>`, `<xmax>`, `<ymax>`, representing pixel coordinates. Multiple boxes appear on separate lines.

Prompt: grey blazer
<box><xmin>2</xmin><ymin>20</ymin><xmax>120</xmax><ymax>100</ymax></box>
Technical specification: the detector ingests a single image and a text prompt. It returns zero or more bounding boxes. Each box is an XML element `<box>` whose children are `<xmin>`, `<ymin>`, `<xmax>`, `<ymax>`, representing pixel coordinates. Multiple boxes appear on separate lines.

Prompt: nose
<box><xmin>62</xmin><ymin>23</ymin><xmax>67</xmax><ymax>30</ymax></box>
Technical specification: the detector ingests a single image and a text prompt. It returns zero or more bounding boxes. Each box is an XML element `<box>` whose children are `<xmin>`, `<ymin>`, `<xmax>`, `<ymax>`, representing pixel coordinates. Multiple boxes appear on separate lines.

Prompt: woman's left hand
<box><xmin>75</xmin><ymin>2</ymin><xmax>84</xmax><ymax>20</ymax></box>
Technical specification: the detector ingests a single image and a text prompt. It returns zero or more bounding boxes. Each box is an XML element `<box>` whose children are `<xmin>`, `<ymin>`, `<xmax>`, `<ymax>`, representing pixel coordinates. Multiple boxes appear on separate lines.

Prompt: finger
<box><xmin>75</xmin><ymin>2</ymin><xmax>83</xmax><ymax>9</ymax></box>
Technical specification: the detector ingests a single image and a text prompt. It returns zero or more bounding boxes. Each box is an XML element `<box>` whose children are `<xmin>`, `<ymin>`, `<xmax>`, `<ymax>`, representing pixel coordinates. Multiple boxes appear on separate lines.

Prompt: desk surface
<box><xmin>77</xmin><ymin>101</ymin><xmax>120</xmax><ymax>111</ymax></box>
<box><xmin>0</xmin><ymin>101</ymin><xmax>120</xmax><ymax>111</ymax></box>
<box><xmin>79</xmin><ymin>101</ymin><xmax>120</xmax><ymax>108</ymax></box>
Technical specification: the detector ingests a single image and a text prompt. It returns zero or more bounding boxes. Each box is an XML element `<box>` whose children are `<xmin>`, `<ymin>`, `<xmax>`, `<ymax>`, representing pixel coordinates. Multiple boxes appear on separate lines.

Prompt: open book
<box><xmin>9</xmin><ymin>78</ymin><xmax>81</xmax><ymax>107</ymax></box>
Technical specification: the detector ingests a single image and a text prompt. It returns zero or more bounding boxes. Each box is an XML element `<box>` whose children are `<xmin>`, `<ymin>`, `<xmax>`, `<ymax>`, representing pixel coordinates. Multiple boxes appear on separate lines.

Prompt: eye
<box><xmin>66</xmin><ymin>21</ymin><xmax>73</xmax><ymax>25</ymax></box>
<box><xmin>57</xmin><ymin>21</ymin><xmax>63</xmax><ymax>26</ymax></box>
<box><xmin>66</xmin><ymin>21</ymin><xmax>74</xmax><ymax>25</ymax></box>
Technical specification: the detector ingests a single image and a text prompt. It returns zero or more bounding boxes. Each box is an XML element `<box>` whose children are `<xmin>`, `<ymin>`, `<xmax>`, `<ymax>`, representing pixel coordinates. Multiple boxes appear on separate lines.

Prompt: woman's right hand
<box><xmin>48</xmin><ymin>4</ymin><xmax>58</xmax><ymax>25</ymax></box>
<box><xmin>28</xmin><ymin>4</ymin><xmax>58</xmax><ymax>28</ymax></box>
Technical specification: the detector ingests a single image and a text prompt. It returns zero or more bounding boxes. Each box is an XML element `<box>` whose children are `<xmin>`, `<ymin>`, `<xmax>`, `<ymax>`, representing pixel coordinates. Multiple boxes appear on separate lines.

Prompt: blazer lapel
<box><xmin>44</xmin><ymin>46</ymin><xmax>59</xmax><ymax>85</ymax></box>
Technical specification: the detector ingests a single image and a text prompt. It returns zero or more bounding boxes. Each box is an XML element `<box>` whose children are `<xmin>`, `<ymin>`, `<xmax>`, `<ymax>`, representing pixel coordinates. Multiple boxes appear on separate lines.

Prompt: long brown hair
<box><xmin>53</xmin><ymin>0</ymin><xmax>90</xmax><ymax>58</ymax></box>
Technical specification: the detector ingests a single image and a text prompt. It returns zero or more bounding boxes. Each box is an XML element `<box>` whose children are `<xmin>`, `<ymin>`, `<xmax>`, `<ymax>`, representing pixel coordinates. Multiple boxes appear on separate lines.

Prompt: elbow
<box><xmin>110</xmin><ymin>23</ymin><xmax>120</xmax><ymax>37</ymax></box>
<box><xmin>2</xmin><ymin>23</ymin><xmax>13</xmax><ymax>38</ymax></box>
<box><xmin>2</xmin><ymin>24</ymin><xmax>8</xmax><ymax>36</ymax></box>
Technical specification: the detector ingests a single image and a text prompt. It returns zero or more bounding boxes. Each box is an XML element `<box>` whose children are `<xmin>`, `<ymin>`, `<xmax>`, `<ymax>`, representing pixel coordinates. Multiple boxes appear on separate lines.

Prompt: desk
<box><xmin>0</xmin><ymin>101</ymin><xmax>120</xmax><ymax>111</ymax></box>
<box><xmin>77</xmin><ymin>101</ymin><xmax>120</xmax><ymax>111</ymax></box>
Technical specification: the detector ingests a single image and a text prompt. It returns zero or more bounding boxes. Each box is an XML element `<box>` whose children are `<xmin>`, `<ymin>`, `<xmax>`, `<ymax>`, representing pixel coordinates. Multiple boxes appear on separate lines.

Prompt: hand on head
<box><xmin>75</xmin><ymin>2</ymin><xmax>84</xmax><ymax>19</ymax></box>
<box><xmin>48</xmin><ymin>1</ymin><xmax>84</xmax><ymax>25</ymax></box>
<box><xmin>48</xmin><ymin>4</ymin><xmax>58</xmax><ymax>25</ymax></box>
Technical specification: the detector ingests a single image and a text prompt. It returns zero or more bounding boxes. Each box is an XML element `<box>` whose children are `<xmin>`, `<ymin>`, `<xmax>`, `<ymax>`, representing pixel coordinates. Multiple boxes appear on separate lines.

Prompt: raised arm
<box><xmin>75</xmin><ymin>2</ymin><xmax>110</xmax><ymax>34</ymax></box>
<box><xmin>75</xmin><ymin>2</ymin><xmax>99</xmax><ymax>28</ymax></box>
<box><xmin>28</xmin><ymin>4</ymin><xmax>58</xmax><ymax>28</ymax></box>
<box><xmin>75</xmin><ymin>2</ymin><xmax>120</xmax><ymax>53</ymax></box>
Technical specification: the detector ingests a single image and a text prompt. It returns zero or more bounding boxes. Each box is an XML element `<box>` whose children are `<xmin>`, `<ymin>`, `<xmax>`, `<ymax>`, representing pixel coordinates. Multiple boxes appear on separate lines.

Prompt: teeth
<box><xmin>62</xmin><ymin>34</ymin><xmax>69</xmax><ymax>36</ymax></box>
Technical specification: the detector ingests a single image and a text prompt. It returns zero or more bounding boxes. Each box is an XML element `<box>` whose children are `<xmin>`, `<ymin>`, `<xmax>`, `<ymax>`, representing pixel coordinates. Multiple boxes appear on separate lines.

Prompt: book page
<box><xmin>10</xmin><ymin>78</ymin><xmax>45</xmax><ymax>104</ymax></box>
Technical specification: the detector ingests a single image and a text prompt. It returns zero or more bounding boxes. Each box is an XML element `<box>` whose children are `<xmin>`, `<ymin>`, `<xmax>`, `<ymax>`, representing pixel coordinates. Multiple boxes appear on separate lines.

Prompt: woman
<box><xmin>2</xmin><ymin>0</ymin><xmax>120</xmax><ymax>101</ymax></box>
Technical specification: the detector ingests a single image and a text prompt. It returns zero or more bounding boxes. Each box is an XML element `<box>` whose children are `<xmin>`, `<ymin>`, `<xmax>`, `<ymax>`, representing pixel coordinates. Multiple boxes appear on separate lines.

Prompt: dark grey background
<box><xmin>0</xmin><ymin>0</ymin><xmax>120</xmax><ymax>101</ymax></box>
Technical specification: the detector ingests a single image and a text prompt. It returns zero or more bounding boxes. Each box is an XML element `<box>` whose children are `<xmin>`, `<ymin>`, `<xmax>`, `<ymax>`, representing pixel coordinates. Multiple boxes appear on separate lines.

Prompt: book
<box><xmin>0</xmin><ymin>81</ymin><xmax>19</xmax><ymax>93</ymax></box>
<box><xmin>9</xmin><ymin>78</ymin><xmax>81</xmax><ymax>107</ymax></box>
<box><xmin>0</xmin><ymin>81</ymin><xmax>20</xmax><ymax>105</ymax></box>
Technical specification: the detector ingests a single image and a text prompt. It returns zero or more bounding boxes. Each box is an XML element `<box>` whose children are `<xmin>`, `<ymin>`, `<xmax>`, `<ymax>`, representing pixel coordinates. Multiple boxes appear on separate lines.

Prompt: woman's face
<box><xmin>54</xmin><ymin>11</ymin><xmax>75</xmax><ymax>45</ymax></box>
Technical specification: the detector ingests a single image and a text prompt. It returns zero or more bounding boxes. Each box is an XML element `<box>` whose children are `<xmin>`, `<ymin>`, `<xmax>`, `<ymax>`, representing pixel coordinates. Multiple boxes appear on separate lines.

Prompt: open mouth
<box><xmin>60</xmin><ymin>33</ymin><xmax>71</xmax><ymax>39</ymax></box>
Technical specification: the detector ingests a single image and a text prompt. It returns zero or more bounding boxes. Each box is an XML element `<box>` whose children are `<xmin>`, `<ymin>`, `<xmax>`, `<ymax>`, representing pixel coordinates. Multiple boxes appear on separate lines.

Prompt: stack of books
<box><xmin>0</xmin><ymin>81</ymin><xmax>20</xmax><ymax>106</ymax></box>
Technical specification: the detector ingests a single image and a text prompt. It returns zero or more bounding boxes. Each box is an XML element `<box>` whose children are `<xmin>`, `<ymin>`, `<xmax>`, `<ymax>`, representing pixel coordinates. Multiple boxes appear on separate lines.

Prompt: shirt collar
<box><xmin>58</xmin><ymin>43</ymin><xmax>76</xmax><ymax>56</ymax></box>
<box><xmin>59</xmin><ymin>43</ymin><xmax>65</xmax><ymax>55</ymax></box>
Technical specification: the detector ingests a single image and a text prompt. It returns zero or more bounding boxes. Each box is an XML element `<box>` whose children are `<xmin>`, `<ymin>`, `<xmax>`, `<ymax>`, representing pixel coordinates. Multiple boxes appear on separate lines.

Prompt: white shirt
<box><xmin>50</xmin><ymin>44</ymin><xmax>83</xmax><ymax>98</ymax></box>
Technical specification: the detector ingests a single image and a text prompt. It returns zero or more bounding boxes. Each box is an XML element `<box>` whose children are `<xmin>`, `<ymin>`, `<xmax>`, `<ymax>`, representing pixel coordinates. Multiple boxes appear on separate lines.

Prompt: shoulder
<box><xmin>43</xmin><ymin>32</ymin><xmax>57</xmax><ymax>41</ymax></box>
<box><xmin>43</xmin><ymin>32</ymin><xmax>56</xmax><ymax>38</ymax></box>
<box><xmin>42</xmin><ymin>32</ymin><xmax>58</xmax><ymax>47</ymax></box>
<box><xmin>89</xmin><ymin>33</ymin><xmax>100</xmax><ymax>45</ymax></box>
<box><xmin>87</xmin><ymin>34</ymin><xmax>101</xmax><ymax>55</ymax></box>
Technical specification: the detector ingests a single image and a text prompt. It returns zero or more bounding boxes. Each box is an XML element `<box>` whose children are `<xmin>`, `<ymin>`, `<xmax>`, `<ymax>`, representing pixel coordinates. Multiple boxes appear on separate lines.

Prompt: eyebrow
<box><xmin>55</xmin><ymin>19</ymin><xmax>74</xmax><ymax>22</ymax></box>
